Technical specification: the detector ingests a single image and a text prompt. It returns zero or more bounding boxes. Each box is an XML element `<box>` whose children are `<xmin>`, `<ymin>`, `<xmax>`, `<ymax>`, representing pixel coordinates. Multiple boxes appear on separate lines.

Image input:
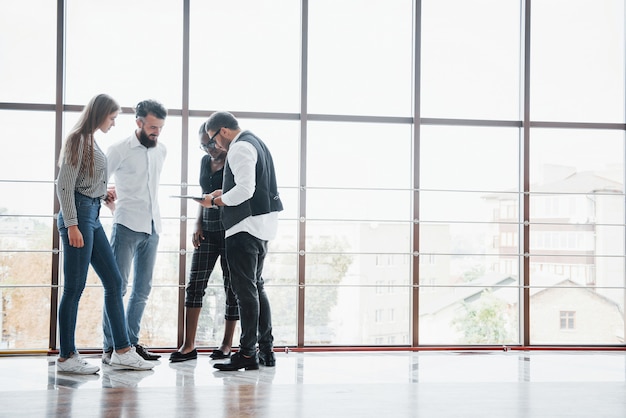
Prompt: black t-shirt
<box><xmin>199</xmin><ymin>154</ymin><xmax>224</xmax><ymax>232</ymax></box>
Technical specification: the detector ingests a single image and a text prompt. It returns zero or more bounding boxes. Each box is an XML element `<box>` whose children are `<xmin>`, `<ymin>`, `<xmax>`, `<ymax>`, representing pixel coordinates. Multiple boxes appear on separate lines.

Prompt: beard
<box><xmin>138</xmin><ymin>128</ymin><xmax>157</xmax><ymax>148</ymax></box>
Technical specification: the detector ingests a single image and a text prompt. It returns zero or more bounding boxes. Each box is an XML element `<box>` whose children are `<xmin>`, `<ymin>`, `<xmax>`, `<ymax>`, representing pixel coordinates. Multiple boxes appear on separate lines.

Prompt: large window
<box><xmin>0</xmin><ymin>0</ymin><xmax>624</xmax><ymax>352</ymax></box>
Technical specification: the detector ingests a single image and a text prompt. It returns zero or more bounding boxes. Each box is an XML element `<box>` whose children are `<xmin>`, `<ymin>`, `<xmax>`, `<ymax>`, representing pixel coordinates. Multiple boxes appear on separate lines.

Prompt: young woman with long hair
<box><xmin>56</xmin><ymin>93</ymin><xmax>154</xmax><ymax>374</ymax></box>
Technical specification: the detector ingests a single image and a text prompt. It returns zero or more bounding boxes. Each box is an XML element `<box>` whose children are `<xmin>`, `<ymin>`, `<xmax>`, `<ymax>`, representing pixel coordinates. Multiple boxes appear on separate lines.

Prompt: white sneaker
<box><xmin>102</xmin><ymin>350</ymin><xmax>112</xmax><ymax>365</ymax></box>
<box><xmin>110</xmin><ymin>346</ymin><xmax>155</xmax><ymax>371</ymax></box>
<box><xmin>57</xmin><ymin>354</ymin><xmax>100</xmax><ymax>375</ymax></box>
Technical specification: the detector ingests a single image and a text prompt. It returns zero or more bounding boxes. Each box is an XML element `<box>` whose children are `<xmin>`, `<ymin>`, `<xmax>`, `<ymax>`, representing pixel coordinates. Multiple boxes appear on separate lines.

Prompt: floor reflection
<box><xmin>1</xmin><ymin>351</ymin><xmax>625</xmax><ymax>417</ymax></box>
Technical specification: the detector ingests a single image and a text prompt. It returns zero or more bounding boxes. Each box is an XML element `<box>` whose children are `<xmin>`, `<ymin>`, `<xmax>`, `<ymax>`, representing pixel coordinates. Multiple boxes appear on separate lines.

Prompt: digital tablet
<box><xmin>170</xmin><ymin>195</ymin><xmax>204</xmax><ymax>200</ymax></box>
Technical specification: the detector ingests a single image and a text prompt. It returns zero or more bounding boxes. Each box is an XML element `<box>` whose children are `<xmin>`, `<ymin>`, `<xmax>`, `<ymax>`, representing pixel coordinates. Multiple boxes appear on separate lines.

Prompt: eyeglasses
<box><xmin>199</xmin><ymin>141</ymin><xmax>216</xmax><ymax>152</ymax></box>
<box><xmin>208</xmin><ymin>128</ymin><xmax>222</xmax><ymax>144</ymax></box>
<box><xmin>199</xmin><ymin>128</ymin><xmax>222</xmax><ymax>151</ymax></box>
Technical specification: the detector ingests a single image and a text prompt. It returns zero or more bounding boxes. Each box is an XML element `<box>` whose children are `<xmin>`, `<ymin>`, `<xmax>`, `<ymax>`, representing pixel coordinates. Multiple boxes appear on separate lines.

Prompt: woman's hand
<box><xmin>192</xmin><ymin>223</ymin><xmax>204</xmax><ymax>249</ymax></box>
<box><xmin>68</xmin><ymin>225</ymin><xmax>84</xmax><ymax>248</ymax></box>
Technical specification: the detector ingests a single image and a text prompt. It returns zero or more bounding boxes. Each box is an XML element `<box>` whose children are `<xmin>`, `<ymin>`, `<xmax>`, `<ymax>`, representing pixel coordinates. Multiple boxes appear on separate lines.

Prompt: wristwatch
<box><xmin>211</xmin><ymin>196</ymin><xmax>217</xmax><ymax>207</ymax></box>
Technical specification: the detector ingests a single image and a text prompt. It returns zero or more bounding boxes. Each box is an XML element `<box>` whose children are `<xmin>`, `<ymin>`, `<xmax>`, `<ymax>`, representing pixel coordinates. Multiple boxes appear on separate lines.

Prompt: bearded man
<box><xmin>101</xmin><ymin>99</ymin><xmax>168</xmax><ymax>363</ymax></box>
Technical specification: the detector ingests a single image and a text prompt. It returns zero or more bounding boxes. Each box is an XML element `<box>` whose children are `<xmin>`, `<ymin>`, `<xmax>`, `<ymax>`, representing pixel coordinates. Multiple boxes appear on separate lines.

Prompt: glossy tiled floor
<box><xmin>0</xmin><ymin>350</ymin><xmax>625</xmax><ymax>417</ymax></box>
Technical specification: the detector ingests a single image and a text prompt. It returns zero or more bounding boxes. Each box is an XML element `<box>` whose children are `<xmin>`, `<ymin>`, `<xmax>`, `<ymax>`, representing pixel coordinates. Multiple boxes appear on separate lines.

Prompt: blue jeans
<box><xmin>225</xmin><ymin>232</ymin><xmax>273</xmax><ymax>357</ymax></box>
<box><xmin>57</xmin><ymin>193</ymin><xmax>130</xmax><ymax>358</ymax></box>
<box><xmin>102</xmin><ymin>222</ymin><xmax>159</xmax><ymax>351</ymax></box>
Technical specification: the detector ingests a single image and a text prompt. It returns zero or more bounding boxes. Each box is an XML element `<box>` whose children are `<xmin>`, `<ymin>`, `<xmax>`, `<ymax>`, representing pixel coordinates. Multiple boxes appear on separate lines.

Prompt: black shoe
<box><xmin>259</xmin><ymin>349</ymin><xmax>276</xmax><ymax>367</ymax></box>
<box><xmin>169</xmin><ymin>349</ymin><xmax>197</xmax><ymax>363</ymax></box>
<box><xmin>210</xmin><ymin>349</ymin><xmax>231</xmax><ymax>360</ymax></box>
<box><xmin>213</xmin><ymin>352</ymin><xmax>259</xmax><ymax>371</ymax></box>
<box><xmin>134</xmin><ymin>344</ymin><xmax>161</xmax><ymax>360</ymax></box>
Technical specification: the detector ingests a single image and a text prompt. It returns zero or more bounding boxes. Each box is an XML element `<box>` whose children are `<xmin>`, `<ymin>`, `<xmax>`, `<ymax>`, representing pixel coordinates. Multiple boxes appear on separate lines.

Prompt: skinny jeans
<box><xmin>57</xmin><ymin>193</ymin><xmax>130</xmax><ymax>358</ymax></box>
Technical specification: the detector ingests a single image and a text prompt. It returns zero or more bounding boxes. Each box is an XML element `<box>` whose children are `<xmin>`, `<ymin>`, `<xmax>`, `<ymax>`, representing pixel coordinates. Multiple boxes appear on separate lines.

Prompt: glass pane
<box><xmin>1</xmin><ymin>287</ymin><xmax>51</xmax><ymax>349</ymax></box>
<box><xmin>420</xmin><ymin>191</ymin><xmax>519</xmax><ymax>222</ymax></box>
<box><xmin>263</xmin><ymin>250</ymin><xmax>298</xmax><ymax>289</ymax></box>
<box><xmin>306</xmin><ymin>286</ymin><xmax>410</xmax><ymax>345</ymax></box>
<box><xmin>0</xmin><ymin>251</ymin><xmax>52</xmax><ymax>286</ymax></box>
<box><xmin>139</xmin><ymin>287</ymin><xmax>178</xmax><ymax>348</ymax></box>
<box><xmin>531</xmin><ymin>0</ymin><xmax>625</xmax><ymax>122</ymax></box>
<box><xmin>530</xmin><ymin>224</ymin><xmax>624</xmax><ymax>257</ymax></box>
<box><xmin>420</xmin><ymin>285</ymin><xmax>520</xmax><ymax>345</ymax></box>
<box><xmin>308</xmin><ymin>122</ymin><xmax>412</xmax><ymax>189</ymax></box>
<box><xmin>308</xmin><ymin>189</ymin><xmax>411</xmax><ymax>221</ymax></box>
<box><xmin>421</xmin><ymin>0</ymin><xmax>521</xmax><ymax>119</ymax></box>
<box><xmin>531</xmin><ymin>194</ymin><xmax>624</xmax><ymax>225</ymax></box>
<box><xmin>0</xmin><ymin>111</ymin><xmax>56</xmax><ymax>181</ymax></box>
<box><xmin>65</xmin><ymin>0</ymin><xmax>183</xmax><ymax>107</ymax></box>
<box><xmin>530</xmin><ymin>287</ymin><xmax>624</xmax><ymax>345</ymax></box>
<box><xmin>530</xmin><ymin>129</ymin><xmax>624</xmax><ymax>192</ymax></box>
<box><xmin>306</xmin><ymin>252</ymin><xmax>410</xmax><ymax>287</ymax></box>
<box><xmin>159</xmin><ymin>116</ymin><xmax>182</xmax><ymax>186</ymax></box>
<box><xmin>306</xmin><ymin>221</ymin><xmax>411</xmax><ymax>266</ymax></box>
<box><xmin>1</xmin><ymin>182</ymin><xmax>56</xmax><ymax>217</ymax></box>
<box><xmin>153</xmin><ymin>252</ymin><xmax>180</xmax><ymax>287</ymax></box>
<box><xmin>420</xmin><ymin>126</ymin><xmax>520</xmax><ymax>191</ymax></box>
<box><xmin>0</xmin><ymin>0</ymin><xmax>56</xmax><ymax>103</ymax></box>
<box><xmin>72</xmin><ymin>285</ymin><xmax>104</xmax><ymax>349</ymax></box>
<box><xmin>420</xmin><ymin>254</ymin><xmax>519</xmax><ymax>287</ymax></box>
<box><xmin>530</xmin><ymin>255</ymin><xmax>625</xmax><ymax>313</ymax></box>
<box><xmin>189</xmin><ymin>0</ymin><xmax>301</xmax><ymax>113</ymax></box>
<box><xmin>421</xmin><ymin>221</ymin><xmax>521</xmax><ymax>257</ymax></box>
<box><xmin>308</xmin><ymin>0</ymin><xmax>413</xmax><ymax>116</ymax></box>
<box><xmin>0</xmin><ymin>216</ymin><xmax>53</xmax><ymax>253</ymax></box>
<box><xmin>265</xmin><ymin>285</ymin><xmax>298</xmax><ymax>346</ymax></box>
<box><xmin>271</xmin><ymin>220</ymin><xmax>299</xmax><ymax>255</ymax></box>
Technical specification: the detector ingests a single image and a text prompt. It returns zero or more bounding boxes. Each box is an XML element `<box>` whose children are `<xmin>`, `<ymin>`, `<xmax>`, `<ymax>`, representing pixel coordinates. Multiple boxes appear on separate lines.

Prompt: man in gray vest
<box><xmin>200</xmin><ymin>111</ymin><xmax>283</xmax><ymax>371</ymax></box>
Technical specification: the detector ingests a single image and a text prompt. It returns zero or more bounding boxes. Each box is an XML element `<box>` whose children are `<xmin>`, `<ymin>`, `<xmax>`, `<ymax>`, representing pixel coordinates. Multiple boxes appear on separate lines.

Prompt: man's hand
<box><xmin>199</xmin><ymin>190</ymin><xmax>222</xmax><ymax>208</ymax></box>
<box><xmin>104</xmin><ymin>186</ymin><xmax>116</xmax><ymax>212</ymax></box>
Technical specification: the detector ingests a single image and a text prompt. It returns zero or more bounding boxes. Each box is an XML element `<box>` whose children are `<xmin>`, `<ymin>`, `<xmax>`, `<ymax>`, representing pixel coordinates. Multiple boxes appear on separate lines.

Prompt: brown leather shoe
<box><xmin>134</xmin><ymin>344</ymin><xmax>161</xmax><ymax>360</ymax></box>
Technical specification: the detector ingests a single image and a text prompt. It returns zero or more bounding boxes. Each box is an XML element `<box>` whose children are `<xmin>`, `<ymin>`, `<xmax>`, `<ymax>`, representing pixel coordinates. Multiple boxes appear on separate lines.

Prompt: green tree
<box><xmin>452</xmin><ymin>289</ymin><xmax>514</xmax><ymax>344</ymax></box>
<box><xmin>463</xmin><ymin>264</ymin><xmax>485</xmax><ymax>282</ymax></box>
<box><xmin>265</xmin><ymin>236</ymin><xmax>353</xmax><ymax>344</ymax></box>
<box><xmin>305</xmin><ymin>238</ymin><xmax>353</xmax><ymax>329</ymax></box>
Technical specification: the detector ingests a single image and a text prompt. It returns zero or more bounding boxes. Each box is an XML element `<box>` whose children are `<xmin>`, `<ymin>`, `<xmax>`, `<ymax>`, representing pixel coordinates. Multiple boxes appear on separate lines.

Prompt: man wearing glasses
<box><xmin>101</xmin><ymin>99</ymin><xmax>168</xmax><ymax>363</ymax></box>
<box><xmin>200</xmin><ymin>111</ymin><xmax>283</xmax><ymax>371</ymax></box>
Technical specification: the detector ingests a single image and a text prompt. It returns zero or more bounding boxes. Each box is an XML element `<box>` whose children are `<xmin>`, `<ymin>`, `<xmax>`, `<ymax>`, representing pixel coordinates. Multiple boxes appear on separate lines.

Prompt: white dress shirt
<box><xmin>221</xmin><ymin>132</ymin><xmax>278</xmax><ymax>241</ymax></box>
<box><xmin>106</xmin><ymin>134</ymin><xmax>167</xmax><ymax>234</ymax></box>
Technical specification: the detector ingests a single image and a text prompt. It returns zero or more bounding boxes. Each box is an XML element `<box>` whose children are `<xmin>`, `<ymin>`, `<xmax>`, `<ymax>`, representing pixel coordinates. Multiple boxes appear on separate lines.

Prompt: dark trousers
<box><xmin>225</xmin><ymin>232</ymin><xmax>273</xmax><ymax>357</ymax></box>
<box><xmin>185</xmin><ymin>229</ymin><xmax>239</xmax><ymax>321</ymax></box>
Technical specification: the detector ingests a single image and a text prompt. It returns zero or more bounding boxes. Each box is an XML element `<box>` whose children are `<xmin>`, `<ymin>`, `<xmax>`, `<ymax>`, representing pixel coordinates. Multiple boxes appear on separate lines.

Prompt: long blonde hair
<box><xmin>58</xmin><ymin>94</ymin><xmax>120</xmax><ymax>176</ymax></box>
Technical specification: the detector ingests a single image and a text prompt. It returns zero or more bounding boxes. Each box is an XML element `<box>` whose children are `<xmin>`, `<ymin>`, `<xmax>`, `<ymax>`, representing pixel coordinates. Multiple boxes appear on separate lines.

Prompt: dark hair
<box><xmin>135</xmin><ymin>99</ymin><xmax>167</xmax><ymax>120</ymax></box>
<box><xmin>198</xmin><ymin>121</ymin><xmax>208</xmax><ymax>135</ymax></box>
<box><xmin>205</xmin><ymin>111</ymin><xmax>239</xmax><ymax>133</ymax></box>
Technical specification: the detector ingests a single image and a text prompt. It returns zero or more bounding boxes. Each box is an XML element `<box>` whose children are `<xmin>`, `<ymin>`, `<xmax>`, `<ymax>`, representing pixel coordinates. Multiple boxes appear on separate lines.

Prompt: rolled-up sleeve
<box><xmin>221</xmin><ymin>141</ymin><xmax>257</xmax><ymax>207</ymax></box>
<box><xmin>56</xmin><ymin>142</ymin><xmax>83</xmax><ymax>227</ymax></box>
